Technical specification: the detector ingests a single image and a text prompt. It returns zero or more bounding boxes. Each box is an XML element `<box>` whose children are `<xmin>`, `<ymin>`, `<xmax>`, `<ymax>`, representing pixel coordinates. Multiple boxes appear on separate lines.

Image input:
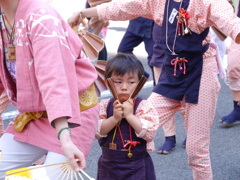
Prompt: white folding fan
<box><xmin>6</xmin><ymin>160</ymin><xmax>95</xmax><ymax>180</ymax></box>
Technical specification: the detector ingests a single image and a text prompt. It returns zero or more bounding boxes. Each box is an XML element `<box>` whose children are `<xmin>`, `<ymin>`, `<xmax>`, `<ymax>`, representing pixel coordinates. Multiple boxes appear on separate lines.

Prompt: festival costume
<box><xmin>0</xmin><ymin>0</ymin><xmax>99</xmax><ymax>177</ymax></box>
<box><xmin>96</xmin><ymin>0</ymin><xmax>240</xmax><ymax>179</ymax></box>
<box><xmin>96</xmin><ymin>98</ymin><xmax>159</xmax><ymax>180</ymax></box>
<box><xmin>226</xmin><ymin>1</ymin><xmax>240</xmax><ymax>90</ymax></box>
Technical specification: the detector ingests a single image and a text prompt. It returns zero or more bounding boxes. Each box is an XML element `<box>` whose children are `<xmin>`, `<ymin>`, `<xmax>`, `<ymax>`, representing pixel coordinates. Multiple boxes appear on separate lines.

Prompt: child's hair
<box><xmin>104</xmin><ymin>53</ymin><xmax>145</xmax><ymax>80</ymax></box>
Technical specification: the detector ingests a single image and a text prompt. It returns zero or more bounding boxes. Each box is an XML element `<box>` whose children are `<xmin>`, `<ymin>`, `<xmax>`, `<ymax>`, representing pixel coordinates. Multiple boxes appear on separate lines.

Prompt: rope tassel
<box><xmin>171</xmin><ymin>57</ymin><xmax>188</xmax><ymax>76</ymax></box>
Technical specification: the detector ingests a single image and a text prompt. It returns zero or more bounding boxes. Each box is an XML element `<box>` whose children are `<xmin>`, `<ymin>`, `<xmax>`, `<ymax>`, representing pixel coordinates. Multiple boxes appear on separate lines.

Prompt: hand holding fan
<box><xmin>87</xmin><ymin>0</ymin><xmax>112</xmax><ymax>35</ymax></box>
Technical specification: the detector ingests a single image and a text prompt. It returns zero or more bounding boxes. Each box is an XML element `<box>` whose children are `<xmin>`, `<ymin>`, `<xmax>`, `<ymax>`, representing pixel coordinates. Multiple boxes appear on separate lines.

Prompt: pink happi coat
<box><xmin>0</xmin><ymin>0</ymin><xmax>99</xmax><ymax>157</ymax></box>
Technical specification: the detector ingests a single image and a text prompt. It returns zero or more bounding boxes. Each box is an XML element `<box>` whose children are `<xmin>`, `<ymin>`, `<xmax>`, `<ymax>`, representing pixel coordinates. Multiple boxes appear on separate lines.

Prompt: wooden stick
<box><xmin>45</xmin><ymin>164</ymin><xmax>61</xmax><ymax>176</ymax></box>
<box><xmin>79</xmin><ymin>169</ymin><xmax>95</xmax><ymax>180</ymax></box>
<box><xmin>60</xmin><ymin>166</ymin><xmax>69</xmax><ymax>180</ymax></box>
<box><xmin>55</xmin><ymin>168</ymin><xmax>64</xmax><ymax>180</ymax></box>
<box><xmin>49</xmin><ymin>166</ymin><xmax>63</xmax><ymax>179</ymax></box>
<box><xmin>130</xmin><ymin>75</ymin><xmax>148</xmax><ymax>99</ymax></box>
<box><xmin>106</xmin><ymin>78</ymin><xmax>119</xmax><ymax>101</ymax></box>
<box><xmin>66</xmin><ymin>169</ymin><xmax>70</xmax><ymax>179</ymax></box>
<box><xmin>62</xmin><ymin>168</ymin><xmax>70</xmax><ymax>180</ymax></box>
<box><xmin>71</xmin><ymin>170</ymin><xmax>74</xmax><ymax>180</ymax></box>
<box><xmin>78</xmin><ymin>172</ymin><xmax>84</xmax><ymax>180</ymax></box>
<box><xmin>74</xmin><ymin>171</ymin><xmax>78</xmax><ymax>180</ymax></box>
<box><xmin>134</xmin><ymin>78</ymin><xmax>147</xmax><ymax>97</ymax></box>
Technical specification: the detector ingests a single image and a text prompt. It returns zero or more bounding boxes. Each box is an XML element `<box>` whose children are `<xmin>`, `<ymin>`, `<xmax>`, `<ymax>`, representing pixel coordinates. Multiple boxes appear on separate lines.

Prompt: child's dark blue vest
<box><xmin>98</xmin><ymin>97</ymin><xmax>146</xmax><ymax>151</ymax></box>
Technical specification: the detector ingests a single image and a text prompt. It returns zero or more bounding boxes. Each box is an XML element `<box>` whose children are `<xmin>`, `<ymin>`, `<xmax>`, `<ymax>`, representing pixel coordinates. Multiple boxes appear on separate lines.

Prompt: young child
<box><xmin>95</xmin><ymin>53</ymin><xmax>159</xmax><ymax>180</ymax></box>
<box><xmin>68</xmin><ymin>0</ymin><xmax>240</xmax><ymax>179</ymax></box>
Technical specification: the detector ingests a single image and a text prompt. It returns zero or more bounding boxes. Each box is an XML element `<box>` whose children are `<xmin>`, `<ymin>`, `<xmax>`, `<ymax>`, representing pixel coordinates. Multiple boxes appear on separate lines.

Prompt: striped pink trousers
<box><xmin>148</xmin><ymin>55</ymin><xmax>220</xmax><ymax>180</ymax></box>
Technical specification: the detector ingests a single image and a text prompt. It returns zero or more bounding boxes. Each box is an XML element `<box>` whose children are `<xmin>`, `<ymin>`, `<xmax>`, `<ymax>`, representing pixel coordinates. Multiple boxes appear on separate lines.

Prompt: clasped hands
<box><xmin>113</xmin><ymin>99</ymin><xmax>134</xmax><ymax>122</ymax></box>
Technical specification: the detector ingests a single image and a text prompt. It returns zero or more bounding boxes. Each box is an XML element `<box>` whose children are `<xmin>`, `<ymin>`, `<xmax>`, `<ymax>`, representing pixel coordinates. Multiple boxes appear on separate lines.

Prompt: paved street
<box><xmin>2</xmin><ymin>5</ymin><xmax>240</xmax><ymax>180</ymax></box>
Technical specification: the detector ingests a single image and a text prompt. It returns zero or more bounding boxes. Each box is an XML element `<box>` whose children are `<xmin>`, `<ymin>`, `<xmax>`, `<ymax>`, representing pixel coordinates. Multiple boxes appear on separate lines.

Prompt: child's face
<box><xmin>111</xmin><ymin>72</ymin><xmax>139</xmax><ymax>103</ymax></box>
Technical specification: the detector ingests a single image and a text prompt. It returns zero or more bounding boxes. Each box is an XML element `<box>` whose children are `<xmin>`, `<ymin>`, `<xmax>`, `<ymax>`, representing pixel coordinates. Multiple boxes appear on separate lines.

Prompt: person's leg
<box><xmin>184</xmin><ymin>56</ymin><xmax>220</xmax><ymax>180</ymax></box>
<box><xmin>220</xmin><ymin>82</ymin><xmax>240</xmax><ymax>126</ymax></box>
<box><xmin>157</xmin><ymin>103</ymin><xmax>186</xmax><ymax>154</ymax></box>
<box><xmin>143</xmin><ymin>37</ymin><xmax>155</xmax><ymax>85</ymax></box>
<box><xmin>178</xmin><ymin>106</ymin><xmax>187</xmax><ymax>148</ymax></box>
<box><xmin>148</xmin><ymin>93</ymin><xmax>181</xmax><ymax>128</ymax></box>
<box><xmin>143</xmin><ymin>37</ymin><xmax>154</xmax><ymax>64</ymax></box>
<box><xmin>151</xmin><ymin>68</ymin><xmax>177</xmax><ymax>155</ymax></box>
<box><xmin>181</xmin><ymin>138</ymin><xmax>187</xmax><ymax>149</ymax></box>
<box><xmin>0</xmin><ymin>133</ymin><xmax>47</xmax><ymax>179</ymax></box>
<box><xmin>219</xmin><ymin>96</ymin><xmax>240</xmax><ymax>125</ymax></box>
<box><xmin>117</xmin><ymin>31</ymin><xmax>143</xmax><ymax>53</ymax></box>
<box><xmin>157</xmin><ymin>117</ymin><xmax>176</xmax><ymax>154</ymax></box>
<box><xmin>32</xmin><ymin>155</ymin><xmax>46</xmax><ymax>165</ymax></box>
<box><xmin>147</xmin><ymin>93</ymin><xmax>181</xmax><ymax>156</ymax></box>
<box><xmin>219</xmin><ymin>41</ymin><xmax>240</xmax><ymax>125</ymax></box>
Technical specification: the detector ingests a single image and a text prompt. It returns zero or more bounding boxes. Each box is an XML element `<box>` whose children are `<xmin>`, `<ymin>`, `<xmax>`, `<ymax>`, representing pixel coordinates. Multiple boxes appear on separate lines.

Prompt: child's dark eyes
<box><xmin>113</xmin><ymin>81</ymin><xmax>136</xmax><ymax>84</ymax></box>
<box><xmin>113</xmin><ymin>81</ymin><xmax>121</xmax><ymax>84</ymax></box>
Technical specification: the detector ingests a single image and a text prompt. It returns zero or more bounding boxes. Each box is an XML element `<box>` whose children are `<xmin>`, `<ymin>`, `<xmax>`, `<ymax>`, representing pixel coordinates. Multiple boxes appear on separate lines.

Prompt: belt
<box><xmin>14</xmin><ymin>83</ymin><xmax>98</xmax><ymax>132</ymax></box>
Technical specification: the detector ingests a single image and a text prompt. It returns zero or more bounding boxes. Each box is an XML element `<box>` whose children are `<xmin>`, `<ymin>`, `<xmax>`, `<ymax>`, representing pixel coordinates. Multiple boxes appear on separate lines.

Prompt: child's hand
<box><xmin>113</xmin><ymin>100</ymin><xmax>123</xmax><ymax>122</ymax></box>
<box><xmin>122</xmin><ymin>99</ymin><xmax>134</xmax><ymax>119</ymax></box>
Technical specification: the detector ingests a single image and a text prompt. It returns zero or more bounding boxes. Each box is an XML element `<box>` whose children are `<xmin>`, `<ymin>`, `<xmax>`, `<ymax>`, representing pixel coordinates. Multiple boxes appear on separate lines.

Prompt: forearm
<box><xmin>53</xmin><ymin>117</ymin><xmax>86</xmax><ymax>171</ymax></box>
<box><xmin>210</xmin><ymin>0</ymin><xmax>240</xmax><ymax>43</ymax></box>
<box><xmin>100</xmin><ymin>116</ymin><xmax>120</xmax><ymax>135</ymax></box>
<box><xmin>53</xmin><ymin>117</ymin><xmax>71</xmax><ymax>142</ymax></box>
<box><xmin>81</xmin><ymin>7</ymin><xmax>98</xmax><ymax>19</ymax></box>
<box><xmin>68</xmin><ymin>7</ymin><xmax>99</xmax><ymax>27</ymax></box>
<box><xmin>125</xmin><ymin>115</ymin><xmax>142</xmax><ymax>134</ymax></box>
